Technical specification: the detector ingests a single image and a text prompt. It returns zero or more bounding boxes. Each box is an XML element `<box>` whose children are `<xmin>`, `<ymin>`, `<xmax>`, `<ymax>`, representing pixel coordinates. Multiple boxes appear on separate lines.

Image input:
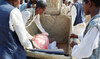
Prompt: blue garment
<box><xmin>83</xmin><ymin>14</ymin><xmax>100</xmax><ymax>59</ymax></box>
<box><xmin>73</xmin><ymin>2</ymin><xmax>85</xmax><ymax>26</ymax></box>
<box><xmin>0</xmin><ymin>0</ymin><xmax>26</xmax><ymax>59</ymax></box>
<box><xmin>27</xmin><ymin>1</ymin><xmax>32</xmax><ymax>8</ymax></box>
<box><xmin>20</xmin><ymin>3</ymin><xmax>27</xmax><ymax>12</ymax></box>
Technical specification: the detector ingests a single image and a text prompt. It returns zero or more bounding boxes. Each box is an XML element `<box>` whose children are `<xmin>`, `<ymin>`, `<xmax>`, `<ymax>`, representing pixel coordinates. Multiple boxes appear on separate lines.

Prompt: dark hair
<box><xmin>83</xmin><ymin>0</ymin><xmax>100</xmax><ymax>7</ymax></box>
<box><xmin>63</xmin><ymin>0</ymin><xmax>66</xmax><ymax>3</ymax></box>
<box><xmin>36</xmin><ymin>0</ymin><xmax>47</xmax><ymax>9</ymax></box>
<box><xmin>30</xmin><ymin>0</ymin><xmax>37</xmax><ymax>4</ymax></box>
<box><xmin>25</xmin><ymin>0</ymin><xmax>29</xmax><ymax>3</ymax></box>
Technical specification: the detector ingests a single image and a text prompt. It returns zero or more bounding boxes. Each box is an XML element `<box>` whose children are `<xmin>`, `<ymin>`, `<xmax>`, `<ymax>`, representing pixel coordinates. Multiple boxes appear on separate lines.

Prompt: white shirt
<box><xmin>9</xmin><ymin>8</ymin><xmax>33</xmax><ymax>49</ymax></box>
<box><xmin>71</xmin><ymin>26</ymin><xmax>100</xmax><ymax>59</ymax></box>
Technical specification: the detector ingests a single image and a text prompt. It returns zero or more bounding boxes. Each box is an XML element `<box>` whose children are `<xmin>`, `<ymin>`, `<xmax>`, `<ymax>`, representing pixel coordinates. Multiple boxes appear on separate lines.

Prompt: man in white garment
<box><xmin>0</xmin><ymin>0</ymin><xmax>35</xmax><ymax>59</ymax></box>
<box><xmin>70</xmin><ymin>0</ymin><xmax>100</xmax><ymax>59</ymax></box>
<box><xmin>60</xmin><ymin>0</ymin><xmax>67</xmax><ymax>15</ymax></box>
<box><xmin>22</xmin><ymin>0</ymin><xmax>48</xmax><ymax>35</ymax></box>
<box><xmin>8</xmin><ymin>0</ymin><xmax>34</xmax><ymax>49</ymax></box>
<box><xmin>70</xmin><ymin>0</ymin><xmax>85</xmax><ymax>35</ymax></box>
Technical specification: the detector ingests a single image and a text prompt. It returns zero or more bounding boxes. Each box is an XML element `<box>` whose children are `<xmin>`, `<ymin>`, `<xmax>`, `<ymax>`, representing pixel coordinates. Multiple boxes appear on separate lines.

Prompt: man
<box><xmin>60</xmin><ymin>0</ymin><xmax>67</xmax><ymax>15</ymax></box>
<box><xmin>70</xmin><ymin>0</ymin><xmax>85</xmax><ymax>40</ymax></box>
<box><xmin>70</xmin><ymin>0</ymin><xmax>100</xmax><ymax>59</ymax></box>
<box><xmin>71</xmin><ymin>0</ymin><xmax>85</xmax><ymax>26</ymax></box>
<box><xmin>22</xmin><ymin>0</ymin><xmax>48</xmax><ymax>35</ymax></box>
<box><xmin>0</xmin><ymin>0</ymin><xmax>34</xmax><ymax>59</ymax></box>
<box><xmin>33</xmin><ymin>0</ymin><xmax>48</xmax><ymax>34</ymax></box>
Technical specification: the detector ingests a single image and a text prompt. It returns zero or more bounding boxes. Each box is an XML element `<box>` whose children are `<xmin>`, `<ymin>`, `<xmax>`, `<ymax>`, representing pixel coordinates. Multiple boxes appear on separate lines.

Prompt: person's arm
<box><xmin>34</xmin><ymin>14</ymin><xmax>48</xmax><ymax>35</ymax></box>
<box><xmin>9</xmin><ymin>8</ymin><xmax>33</xmax><ymax>49</ymax></box>
<box><xmin>71</xmin><ymin>27</ymin><xmax>99</xmax><ymax>59</ymax></box>
<box><xmin>70</xmin><ymin>5</ymin><xmax>77</xmax><ymax>26</ymax></box>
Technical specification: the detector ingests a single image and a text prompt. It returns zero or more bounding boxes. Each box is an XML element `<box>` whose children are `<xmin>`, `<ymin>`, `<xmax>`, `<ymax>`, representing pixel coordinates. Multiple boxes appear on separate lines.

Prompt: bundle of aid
<box><xmin>32</xmin><ymin>33</ymin><xmax>49</xmax><ymax>49</ymax></box>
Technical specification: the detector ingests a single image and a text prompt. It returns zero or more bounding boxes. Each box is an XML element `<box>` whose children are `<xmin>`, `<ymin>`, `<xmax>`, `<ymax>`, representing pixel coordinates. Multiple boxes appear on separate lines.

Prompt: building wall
<box><xmin>45</xmin><ymin>0</ymin><xmax>62</xmax><ymax>14</ymax></box>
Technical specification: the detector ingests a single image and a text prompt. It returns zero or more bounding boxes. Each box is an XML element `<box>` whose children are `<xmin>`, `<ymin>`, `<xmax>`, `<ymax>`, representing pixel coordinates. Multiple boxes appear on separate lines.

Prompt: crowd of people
<box><xmin>0</xmin><ymin>0</ymin><xmax>100</xmax><ymax>59</ymax></box>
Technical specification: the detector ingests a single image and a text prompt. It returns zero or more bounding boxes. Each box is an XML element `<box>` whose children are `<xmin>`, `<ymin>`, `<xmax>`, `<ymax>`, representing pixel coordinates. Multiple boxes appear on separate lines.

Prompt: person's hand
<box><xmin>31</xmin><ymin>35</ymin><xmax>37</xmax><ymax>41</ymax></box>
<box><xmin>70</xmin><ymin>41</ymin><xmax>78</xmax><ymax>48</ymax></box>
<box><xmin>70</xmin><ymin>34</ymin><xmax>78</xmax><ymax>38</ymax></box>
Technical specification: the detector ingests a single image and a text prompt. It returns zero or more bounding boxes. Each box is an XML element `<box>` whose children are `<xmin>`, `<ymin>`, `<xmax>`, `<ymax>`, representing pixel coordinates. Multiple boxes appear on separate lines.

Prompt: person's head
<box><xmin>20</xmin><ymin>0</ymin><xmax>23</xmax><ymax>4</ymax></box>
<box><xmin>6</xmin><ymin>0</ymin><xmax>20</xmax><ymax>7</ymax></box>
<box><xmin>68</xmin><ymin>1</ymin><xmax>71</xmax><ymax>6</ymax></box>
<box><xmin>63</xmin><ymin>0</ymin><xmax>66</xmax><ymax>4</ymax></box>
<box><xmin>35</xmin><ymin>0</ymin><xmax>47</xmax><ymax>15</ymax></box>
<box><xmin>82</xmin><ymin>0</ymin><xmax>100</xmax><ymax>16</ymax></box>
<box><xmin>30</xmin><ymin>0</ymin><xmax>37</xmax><ymax>4</ymax></box>
<box><xmin>30</xmin><ymin>0</ymin><xmax>37</xmax><ymax>8</ymax></box>
<box><xmin>73</xmin><ymin>0</ymin><xmax>77</xmax><ymax>3</ymax></box>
